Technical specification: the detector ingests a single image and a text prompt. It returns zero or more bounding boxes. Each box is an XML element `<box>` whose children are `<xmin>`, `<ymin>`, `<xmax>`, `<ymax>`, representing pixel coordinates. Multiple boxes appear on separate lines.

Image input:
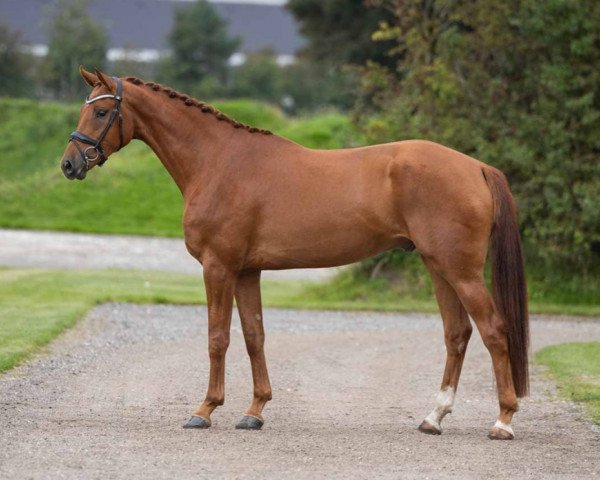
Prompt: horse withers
<box><xmin>60</xmin><ymin>67</ymin><xmax>529</xmax><ymax>440</ymax></box>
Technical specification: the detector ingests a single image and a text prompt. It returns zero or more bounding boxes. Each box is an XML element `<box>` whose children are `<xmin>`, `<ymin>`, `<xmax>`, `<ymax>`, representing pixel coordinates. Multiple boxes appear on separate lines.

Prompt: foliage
<box><xmin>158</xmin><ymin>0</ymin><xmax>239</xmax><ymax>96</ymax></box>
<box><xmin>280</xmin><ymin>61</ymin><xmax>360</xmax><ymax>113</ymax></box>
<box><xmin>286</xmin><ymin>0</ymin><xmax>396</xmax><ymax>68</ymax></box>
<box><xmin>227</xmin><ymin>51</ymin><xmax>359</xmax><ymax>113</ymax></box>
<box><xmin>536</xmin><ymin>342</ymin><xmax>600</xmax><ymax>424</ymax></box>
<box><xmin>352</xmin><ymin>242</ymin><xmax>600</xmax><ymax>314</ymax></box>
<box><xmin>229</xmin><ymin>51</ymin><xmax>284</xmax><ymax>103</ymax></box>
<box><xmin>43</xmin><ymin>0</ymin><xmax>108</xmax><ymax>100</ymax></box>
<box><xmin>278</xmin><ymin>112</ymin><xmax>365</xmax><ymax>149</ymax></box>
<box><xmin>285</xmin><ymin>0</ymin><xmax>396</xmax><ymax>112</ymax></box>
<box><xmin>355</xmin><ymin>0</ymin><xmax>600</xmax><ymax>271</ymax></box>
<box><xmin>0</xmin><ymin>22</ymin><xmax>33</xmax><ymax>97</ymax></box>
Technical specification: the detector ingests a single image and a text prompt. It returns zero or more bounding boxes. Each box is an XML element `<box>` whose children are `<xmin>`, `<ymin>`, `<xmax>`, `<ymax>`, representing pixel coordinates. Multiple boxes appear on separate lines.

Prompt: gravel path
<box><xmin>1</xmin><ymin>305</ymin><xmax>599</xmax><ymax>479</ymax></box>
<box><xmin>0</xmin><ymin>229</ymin><xmax>338</xmax><ymax>281</ymax></box>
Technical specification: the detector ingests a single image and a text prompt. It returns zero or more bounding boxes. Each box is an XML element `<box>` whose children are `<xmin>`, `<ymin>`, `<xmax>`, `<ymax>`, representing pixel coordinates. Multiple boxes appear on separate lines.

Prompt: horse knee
<box><xmin>208</xmin><ymin>331</ymin><xmax>230</xmax><ymax>357</ymax></box>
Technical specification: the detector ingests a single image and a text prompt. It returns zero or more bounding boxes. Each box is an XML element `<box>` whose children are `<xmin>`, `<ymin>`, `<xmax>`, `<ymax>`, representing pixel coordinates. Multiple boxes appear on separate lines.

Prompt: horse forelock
<box><xmin>124</xmin><ymin>77</ymin><xmax>272</xmax><ymax>136</ymax></box>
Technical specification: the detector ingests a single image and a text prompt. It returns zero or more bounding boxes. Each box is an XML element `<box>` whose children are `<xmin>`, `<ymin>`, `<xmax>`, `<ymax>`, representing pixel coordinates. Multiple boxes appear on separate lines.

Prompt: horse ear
<box><xmin>79</xmin><ymin>66</ymin><xmax>98</xmax><ymax>87</ymax></box>
<box><xmin>94</xmin><ymin>68</ymin><xmax>114</xmax><ymax>93</ymax></box>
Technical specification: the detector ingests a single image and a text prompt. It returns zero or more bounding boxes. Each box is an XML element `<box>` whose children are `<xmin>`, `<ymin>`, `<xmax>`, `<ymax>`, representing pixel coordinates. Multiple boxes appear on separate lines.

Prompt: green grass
<box><xmin>0</xmin><ymin>98</ymin><xmax>80</xmax><ymax>180</ymax></box>
<box><xmin>0</xmin><ymin>97</ymin><xmax>362</xmax><ymax>237</ymax></box>
<box><xmin>0</xmin><ymin>269</ymin><xmax>200</xmax><ymax>372</ymax></box>
<box><xmin>536</xmin><ymin>342</ymin><xmax>600</xmax><ymax>424</ymax></box>
<box><xmin>0</xmin><ymin>267</ymin><xmax>428</xmax><ymax>374</ymax></box>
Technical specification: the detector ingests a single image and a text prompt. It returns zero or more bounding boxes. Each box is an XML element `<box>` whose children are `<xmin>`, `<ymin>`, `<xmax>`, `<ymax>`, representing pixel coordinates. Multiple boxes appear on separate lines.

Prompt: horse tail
<box><xmin>482</xmin><ymin>166</ymin><xmax>529</xmax><ymax>397</ymax></box>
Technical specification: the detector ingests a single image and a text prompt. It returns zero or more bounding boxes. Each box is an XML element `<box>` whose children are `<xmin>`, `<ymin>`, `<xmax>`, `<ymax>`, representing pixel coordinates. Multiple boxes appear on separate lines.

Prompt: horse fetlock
<box><xmin>205</xmin><ymin>395</ymin><xmax>225</xmax><ymax>407</ymax></box>
<box><xmin>434</xmin><ymin>386</ymin><xmax>455</xmax><ymax>413</ymax></box>
<box><xmin>421</xmin><ymin>386</ymin><xmax>455</xmax><ymax>434</ymax></box>
<box><xmin>254</xmin><ymin>388</ymin><xmax>272</xmax><ymax>402</ymax></box>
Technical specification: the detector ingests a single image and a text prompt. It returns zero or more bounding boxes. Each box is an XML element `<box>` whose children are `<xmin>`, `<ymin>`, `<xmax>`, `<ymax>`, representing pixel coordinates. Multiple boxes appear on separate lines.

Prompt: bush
<box><xmin>0</xmin><ymin>23</ymin><xmax>33</xmax><ymax>97</ymax></box>
<box><xmin>355</xmin><ymin>0</ymin><xmax>600</xmax><ymax>273</ymax></box>
<box><xmin>43</xmin><ymin>0</ymin><xmax>108</xmax><ymax>100</ymax></box>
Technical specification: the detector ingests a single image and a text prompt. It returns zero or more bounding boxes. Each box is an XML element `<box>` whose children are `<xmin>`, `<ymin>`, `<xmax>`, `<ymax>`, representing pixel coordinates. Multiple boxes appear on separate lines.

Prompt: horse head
<box><xmin>60</xmin><ymin>67</ymin><xmax>134</xmax><ymax>180</ymax></box>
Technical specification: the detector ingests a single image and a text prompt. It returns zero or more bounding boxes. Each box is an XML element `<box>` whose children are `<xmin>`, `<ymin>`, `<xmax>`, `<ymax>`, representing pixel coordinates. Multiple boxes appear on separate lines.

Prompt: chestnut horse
<box><xmin>60</xmin><ymin>68</ymin><xmax>529</xmax><ymax>440</ymax></box>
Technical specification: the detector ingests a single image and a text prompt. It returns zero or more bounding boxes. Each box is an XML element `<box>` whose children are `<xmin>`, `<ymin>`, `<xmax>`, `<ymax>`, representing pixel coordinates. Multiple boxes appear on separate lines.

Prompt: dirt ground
<box><xmin>1</xmin><ymin>304</ymin><xmax>599</xmax><ymax>479</ymax></box>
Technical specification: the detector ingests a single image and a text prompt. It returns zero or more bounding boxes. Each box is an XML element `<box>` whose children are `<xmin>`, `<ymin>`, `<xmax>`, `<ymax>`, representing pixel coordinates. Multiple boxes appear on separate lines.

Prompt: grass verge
<box><xmin>0</xmin><ymin>267</ymin><xmax>440</xmax><ymax>374</ymax></box>
<box><xmin>535</xmin><ymin>342</ymin><xmax>600</xmax><ymax>424</ymax></box>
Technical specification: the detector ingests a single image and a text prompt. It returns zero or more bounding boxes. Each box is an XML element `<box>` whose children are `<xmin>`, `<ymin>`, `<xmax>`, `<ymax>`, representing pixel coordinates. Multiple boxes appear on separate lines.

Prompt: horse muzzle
<box><xmin>61</xmin><ymin>157</ymin><xmax>87</xmax><ymax>180</ymax></box>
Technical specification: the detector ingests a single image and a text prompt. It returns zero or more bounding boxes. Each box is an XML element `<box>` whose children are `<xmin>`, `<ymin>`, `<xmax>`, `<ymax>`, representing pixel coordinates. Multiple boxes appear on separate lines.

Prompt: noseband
<box><xmin>69</xmin><ymin>77</ymin><xmax>124</xmax><ymax>167</ymax></box>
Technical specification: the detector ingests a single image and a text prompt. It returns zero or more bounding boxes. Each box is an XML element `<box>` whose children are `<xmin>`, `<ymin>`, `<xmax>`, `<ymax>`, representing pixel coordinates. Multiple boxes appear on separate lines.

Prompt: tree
<box><xmin>229</xmin><ymin>51</ymin><xmax>284</xmax><ymax>103</ymax></box>
<box><xmin>287</xmin><ymin>0</ymin><xmax>396</xmax><ymax>68</ymax></box>
<box><xmin>280</xmin><ymin>61</ymin><xmax>359</xmax><ymax>112</ymax></box>
<box><xmin>44</xmin><ymin>0</ymin><xmax>108</xmax><ymax>100</ymax></box>
<box><xmin>159</xmin><ymin>0</ymin><xmax>240</xmax><ymax>95</ymax></box>
<box><xmin>0</xmin><ymin>22</ymin><xmax>32</xmax><ymax>97</ymax></box>
<box><xmin>226</xmin><ymin>51</ymin><xmax>358</xmax><ymax>112</ymax></box>
<box><xmin>356</xmin><ymin>0</ymin><xmax>600</xmax><ymax>270</ymax></box>
<box><xmin>285</xmin><ymin>1</ymin><xmax>396</xmax><ymax>112</ymax></box>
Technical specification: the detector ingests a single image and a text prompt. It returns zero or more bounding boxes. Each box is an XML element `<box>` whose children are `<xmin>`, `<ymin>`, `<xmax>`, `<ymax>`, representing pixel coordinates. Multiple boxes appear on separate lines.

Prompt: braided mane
<box><xmin>124</xmin><ymin>77</ymin><xmax>272</xmax><ymax>135</ymax></box>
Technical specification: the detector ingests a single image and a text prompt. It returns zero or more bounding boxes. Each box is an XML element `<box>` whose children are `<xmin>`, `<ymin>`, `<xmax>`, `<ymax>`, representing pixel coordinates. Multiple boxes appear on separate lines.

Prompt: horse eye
<box><xmin>96</xmin><ymin>109</ymin><xmax>107</xmax><ymax>118</ymax></box>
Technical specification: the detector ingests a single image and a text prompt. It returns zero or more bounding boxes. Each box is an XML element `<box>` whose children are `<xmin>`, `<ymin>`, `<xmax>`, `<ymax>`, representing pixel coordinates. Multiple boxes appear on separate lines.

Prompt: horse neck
<box><xmin>126</xmin><ymin>86</ymin><xmax>230</xmax><ymax>195</ymax></box>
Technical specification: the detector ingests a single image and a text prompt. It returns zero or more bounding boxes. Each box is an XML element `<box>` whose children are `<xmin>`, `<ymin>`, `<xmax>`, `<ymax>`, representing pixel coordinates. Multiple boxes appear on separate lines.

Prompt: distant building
<box><xmin>0</xmin><ymin>0</ymin><xmax>304</xmax><ymax>65</ymax></box>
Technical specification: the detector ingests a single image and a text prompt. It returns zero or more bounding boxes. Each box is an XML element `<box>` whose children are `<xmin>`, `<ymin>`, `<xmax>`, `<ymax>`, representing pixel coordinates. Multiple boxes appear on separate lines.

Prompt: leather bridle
<box><xmin>69</xmin><ymin>77</ymin><xmax>124</xmax><ymax>167</ymax></box>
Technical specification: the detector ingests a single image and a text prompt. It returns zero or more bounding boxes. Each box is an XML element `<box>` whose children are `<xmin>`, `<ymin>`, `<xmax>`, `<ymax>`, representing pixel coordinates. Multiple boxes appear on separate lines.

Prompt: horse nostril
<box><xmin>64</xmin><ymin>160</ymin><xmax>73</xmax><ymax>172</ymax></box>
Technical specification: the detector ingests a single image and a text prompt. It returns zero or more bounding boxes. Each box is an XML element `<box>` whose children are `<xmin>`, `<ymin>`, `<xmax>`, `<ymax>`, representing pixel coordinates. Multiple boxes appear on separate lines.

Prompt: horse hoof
<box><xmin>183</xmin><ymin>416</ymin><xmax>211</xmax><ymax>429</ymax></box>
<box><xmin>235</xmin><ymin>415</ymin><xmax>264</xmax><ymax>430</ymax></box>
<box><xmin>418</xmin><ymin>420</ymin><xmax>442</xmax><ymax>435</ymax></box>
<box><xmin>488</xmin><ymin>427</ymin><xmax>514</xmax><ymax>440</ymax></box>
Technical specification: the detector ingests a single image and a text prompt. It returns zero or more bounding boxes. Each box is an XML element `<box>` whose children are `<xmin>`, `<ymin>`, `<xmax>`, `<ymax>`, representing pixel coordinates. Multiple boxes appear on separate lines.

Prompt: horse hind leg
<box><xmin>451</xmin><ymin>278</ymin><xmax>519</xmax><ymax>440</ymax></box>
<box><xmin>419</xmin><ymin>264</ymin><xmax>472</xmax><ymax>435</ymax></box>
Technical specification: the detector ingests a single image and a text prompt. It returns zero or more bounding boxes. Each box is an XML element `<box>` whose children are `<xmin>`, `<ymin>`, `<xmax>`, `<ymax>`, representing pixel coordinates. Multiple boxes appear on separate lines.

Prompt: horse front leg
<box><xmin>183</xmin><ymin>259</ymin><xmax>236</xmax><ymax>429</ymax></box>
<box><xmin>234</xmin><ymin>271</ymin><xmax>272</xmax><ymax>430</ymax></box>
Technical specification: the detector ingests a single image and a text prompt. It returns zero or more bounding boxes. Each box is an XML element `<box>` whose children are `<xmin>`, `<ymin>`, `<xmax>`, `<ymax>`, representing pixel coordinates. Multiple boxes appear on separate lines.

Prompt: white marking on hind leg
<box><xmin>494</xmin><ymin>420</ymin><xmax>514</xmax><ymax>436</ymax></box>
<box><xmin>424</xmin><ymin>386</ymin><xmax>455</xmax><ymax>432</ymax></box>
